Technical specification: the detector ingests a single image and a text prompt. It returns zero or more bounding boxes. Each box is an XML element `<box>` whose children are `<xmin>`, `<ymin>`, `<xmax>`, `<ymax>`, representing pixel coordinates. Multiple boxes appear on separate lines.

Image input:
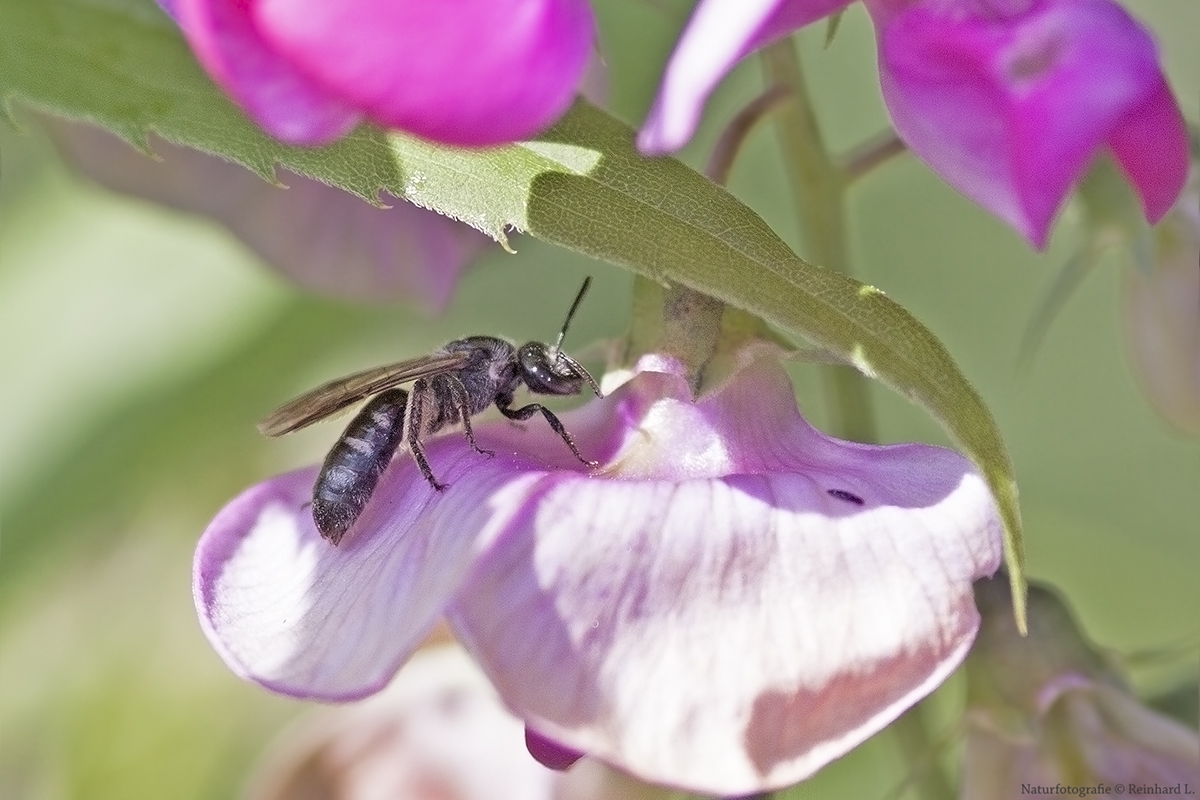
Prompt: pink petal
<box><xmin>1106</xmin><ymin>77</ymin><xmax>1191</xmax><ymax>225</ymax></box>
<box><xmin>639</xmin><ymin>0</ymin><xmax>851</xmax><ymax>154</ymax></box>
<box><xmin>46</xmin><ymin>120</ymin><xmax>487</xmax><ymax>308</ymax></box>
<box><xmin>448</xmin><ymin>359</ymin><xmax>1004</xmax><ymax>793</ymax></box>
<box><xmin>194</xmin><ymin>368</ymin><xmax>626</xmax><ymax>700</ymax></box>
<box><xmin>228</xmin><ymin>181</ymin><xmax>485</xmax><ymax>308</ymax></box>
<box><xmin>252</xmin><ymin>0</ymin><xmax>595</xmax><ymax>147</ymax></box>
<box><xmin>244</xmin><ymin>645</ymin><xmax>675</xmax><ymax>799</ymax></box>
<box><xmin>872</xmin><ymin>0</ymin><xmax>1184</xmax><ymax>248</ymax></box>
<box><xmin>963</xmin><ymin>578</ymin><xmax>1200</xmax><ymax>794</ymax></box>
<box><xmin>244</xmin><ymin>646</ymin><xmax>561</xmax><ymax>800</ymax></box>
<box><xmin>194</xmin><ymin>460</ymin><xmax>539</xmax><ymax>700</ymax></box>
<box><xmin>1067</xmin><ymin>687</ymin><xmax>1200</xmax><ymax>784</ymax></box>
<box><xmin>175</xmin><ymin>0</ymin><xmax>360</xmax><ymax>144</ymax></box>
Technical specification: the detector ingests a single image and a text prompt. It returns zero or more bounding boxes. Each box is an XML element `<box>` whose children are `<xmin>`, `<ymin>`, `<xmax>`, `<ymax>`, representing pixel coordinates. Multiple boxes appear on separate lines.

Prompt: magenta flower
<box><xmin>639</xmin><ymin>0</ymin><xmax>1189</xmax><ymax>248</ymax></box>
<box><xmin>195</xmin><ymin>352</ymin><xmax>1003</xmax><ymax>794</ymax></box>
<box><xmin>164</xmin><ymin>0</ymin><xmax>595</xmax><ymax>146</ymax></box>
<box><xmin>45</xmin><ymin>118</ymin><xmax>488</xmax><ymax>308</ymax></box>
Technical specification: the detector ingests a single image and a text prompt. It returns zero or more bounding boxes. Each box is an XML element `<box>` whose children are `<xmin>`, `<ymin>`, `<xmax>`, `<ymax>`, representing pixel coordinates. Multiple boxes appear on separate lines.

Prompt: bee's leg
<box><xmin>407</xmin><ymin>380</ymin><xmax>447</xmax><ymax>491</ymax></box>
<box><xmin>444</xmin><ymin>376</ymin><xmax>494</xmax><ymax>458</ymax></box>
<box><xmin>498</xmin><ymin>402</ymin><xmax>597</xmax><ymax>467</ymax></box>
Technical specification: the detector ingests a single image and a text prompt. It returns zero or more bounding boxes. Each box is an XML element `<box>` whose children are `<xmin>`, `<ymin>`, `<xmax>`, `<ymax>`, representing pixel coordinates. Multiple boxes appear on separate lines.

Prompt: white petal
<box><xmin>450</xmin><ymin>361</ymin><xmax>1003</xmax><ymax>793</ymax></box>
<box><xmin>194</xmin><ymin>459</ymin><xmax>540</xmax><ymax>699</ymax></box>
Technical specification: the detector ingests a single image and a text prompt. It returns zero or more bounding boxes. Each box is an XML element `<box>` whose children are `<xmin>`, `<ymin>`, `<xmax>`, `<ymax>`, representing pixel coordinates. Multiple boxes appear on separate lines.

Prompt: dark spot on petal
<box><xmin>827</xmin><ymin>489</ymin><xmax>864</xmax><ymax>506</ymax></box>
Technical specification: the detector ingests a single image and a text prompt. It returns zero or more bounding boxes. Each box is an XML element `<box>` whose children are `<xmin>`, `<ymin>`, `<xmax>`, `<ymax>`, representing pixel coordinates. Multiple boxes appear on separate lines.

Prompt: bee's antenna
<box><xmin>549</xmin><ymin>276</ymin><xmax>591</xmax><ymax>362</ymax></box>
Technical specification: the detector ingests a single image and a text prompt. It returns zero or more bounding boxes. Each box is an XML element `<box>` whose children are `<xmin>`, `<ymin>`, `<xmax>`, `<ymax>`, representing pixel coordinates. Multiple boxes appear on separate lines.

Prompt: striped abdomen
<box><xmin>312</xmin><ymin>388</ymin><xmax>408</xmax><ymax>545</ymax></box>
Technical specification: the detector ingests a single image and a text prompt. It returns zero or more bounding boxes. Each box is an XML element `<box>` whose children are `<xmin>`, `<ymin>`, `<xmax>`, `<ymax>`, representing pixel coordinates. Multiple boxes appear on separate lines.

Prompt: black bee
<box><xmin>258</xmin><ymin>279</ymin><xmax>603</xmax><ymax>545</ymax></box>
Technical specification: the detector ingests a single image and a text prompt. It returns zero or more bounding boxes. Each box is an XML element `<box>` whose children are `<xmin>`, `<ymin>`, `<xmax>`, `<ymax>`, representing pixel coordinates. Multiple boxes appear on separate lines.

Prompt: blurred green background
<box><xmin>2</xmin><ymin>1</ymin><xmax>1196</xmax><ymax>798</ymax></box>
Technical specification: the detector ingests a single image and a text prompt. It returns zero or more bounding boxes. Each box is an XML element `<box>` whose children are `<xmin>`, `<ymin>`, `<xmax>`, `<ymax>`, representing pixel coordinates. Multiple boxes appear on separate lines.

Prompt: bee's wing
<box><xmin>257</xmin><ymin>351</ymin><xmax>471</xmax><ymax>437</ymax></box>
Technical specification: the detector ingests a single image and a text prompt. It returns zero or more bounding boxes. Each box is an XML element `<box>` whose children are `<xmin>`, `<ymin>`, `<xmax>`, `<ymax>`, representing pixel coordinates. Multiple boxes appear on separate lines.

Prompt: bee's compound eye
<box><xmin>519</xmin><ymin>343</ymin><xmax>583</xmax><ymax>395</ymax></box>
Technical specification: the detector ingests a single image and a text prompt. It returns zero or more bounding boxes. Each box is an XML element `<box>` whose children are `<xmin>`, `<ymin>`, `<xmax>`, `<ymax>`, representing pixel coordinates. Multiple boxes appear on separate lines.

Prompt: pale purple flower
<box><xmin>46</xmin><ymin>118</ymin><xmax>488</xmax><ymax>308</ymax></box>
<box><xmin>963</xmin><ymin>683</ymin><xmax>1200</xmax><ymax>795</ymax></box>
<box><xmin>962</xmin><ymin>577</ymin><xmax>1200</xmax><ymax>796</ymax></box>
<box><xmin>639</xmin><ymin>0</ymin><xmax>1190</xmax><ymax>248</ymax></box>
<box><xmin>195</xmin><ymin>351</ymin><xmax>1003</xmax><ymax>794</ymax></box>
<box><xmin>164</xmin><ymin>0</ymin><xmax>595</xmax><ymax>146</ymax></box>
<box><xmin>244</xmin><ymin>644</ymin><xmax>661</xmax><ymax>800</ymax></box>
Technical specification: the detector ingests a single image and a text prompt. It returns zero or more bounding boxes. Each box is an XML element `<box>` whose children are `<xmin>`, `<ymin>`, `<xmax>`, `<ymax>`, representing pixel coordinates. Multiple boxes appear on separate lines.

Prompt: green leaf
<box><xmin>0</xmin><ymin>0</ymin><xmax>1026</xmax><ymax>627</ymax></box>
<box><xmin>0</xmin><ymin>0</ymin><xmax>400</xmax><ymax>205</ymax></box>
<box><xmin>526</xmin><ymin>107</ymin><xmax>1026</xmax><ymax>630</ymax></box>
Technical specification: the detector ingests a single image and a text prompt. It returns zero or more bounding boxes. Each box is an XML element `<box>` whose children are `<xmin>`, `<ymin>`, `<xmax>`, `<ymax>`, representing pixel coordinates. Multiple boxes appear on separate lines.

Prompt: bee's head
<box><xmin>515</xmin><ymin>277</ymin><xmax>603</xmax><ymax>398</ymax></box>
<box><xmin>517</xmin><ymin>342</ymin><xmax>600</xmax><ymax>396</ymax></box>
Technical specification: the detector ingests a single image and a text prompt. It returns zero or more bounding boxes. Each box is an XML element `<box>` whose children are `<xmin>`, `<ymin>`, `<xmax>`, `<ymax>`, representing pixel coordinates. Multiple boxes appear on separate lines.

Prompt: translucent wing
<box><xmin>258</xmin><ymin>351</ymin><xmax>471</xmax><ymax>437</ymax></box>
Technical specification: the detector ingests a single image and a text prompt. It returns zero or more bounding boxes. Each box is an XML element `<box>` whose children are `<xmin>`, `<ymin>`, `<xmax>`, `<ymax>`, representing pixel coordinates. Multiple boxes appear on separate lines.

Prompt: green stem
<box><xmin>761</xmin><ymin>38</ymin><xmax>877</xmax><ymax>444</ymax></box>
<box><xmin>625</xmin><ymin>275</ymin><xmax>724</xmax><ymax>393</ymax></box>
<box><xmin>890</xmin><ymin>706</ymin><xmax>956</xmax><ymax>800</ymax></box>
<box><xmin>624</xmin><ymin>87</ymin><xmax>795</xmax><ymax>393</ymax></box>
<box><xmin>706</xmin><ymin>86</ymin><xmax>791</xmax><ymax>186</ymax></box>
<box><xmin>841</xmin><ymin>131</ymin><xmax>907</xmax><ymax>185</ymax></box>
<box><xmin>764</xmin><ymin>36</ymin><xmax>954</xmax><ymax>800</ymax></box>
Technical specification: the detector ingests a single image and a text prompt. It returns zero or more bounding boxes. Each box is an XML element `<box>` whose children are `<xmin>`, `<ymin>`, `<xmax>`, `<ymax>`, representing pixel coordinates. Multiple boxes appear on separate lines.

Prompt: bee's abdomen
<box><xmin>312</xmin><ymin>389</ymin><xmax>408</xmax><ymax>545</ymax></box>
